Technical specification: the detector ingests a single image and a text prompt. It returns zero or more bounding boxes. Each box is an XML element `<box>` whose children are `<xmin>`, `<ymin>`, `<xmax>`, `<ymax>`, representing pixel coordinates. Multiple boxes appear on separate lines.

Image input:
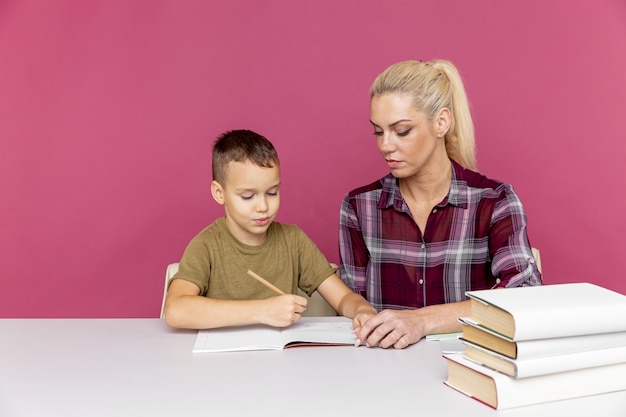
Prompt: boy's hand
<box><xmin>352</xmin><ymin>307</ymin><xmax>376</xmax><ymax>346</ymax></box>
<box><xmin>258</xmin><ymin>294</ymin><xmax>308</xmax><ymax>327</ymax></box>
<box><xmin>351</xmin><ymin>307</ymin><xmax>377</xmax><ymax>337</ymax></box>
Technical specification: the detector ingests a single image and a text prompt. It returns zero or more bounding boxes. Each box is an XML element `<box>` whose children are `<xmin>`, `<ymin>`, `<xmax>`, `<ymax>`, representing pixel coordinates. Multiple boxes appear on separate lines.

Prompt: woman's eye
<box><xmin>373</xmin><ymin>130</ymin><xmax>383</xmax><ymax>137</ymax></box>
<box><xmin>397</xmin><ymin>129</ymin><xmax>411</xmax><ymax>137</ymax></box>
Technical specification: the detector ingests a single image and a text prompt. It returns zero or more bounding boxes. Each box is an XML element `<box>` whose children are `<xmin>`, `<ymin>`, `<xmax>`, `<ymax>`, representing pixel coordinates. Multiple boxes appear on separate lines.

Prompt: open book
<box><xmin>192</xmin><ymin>317</ymin><xmax>356</xmax><ymax>353</ymax></box>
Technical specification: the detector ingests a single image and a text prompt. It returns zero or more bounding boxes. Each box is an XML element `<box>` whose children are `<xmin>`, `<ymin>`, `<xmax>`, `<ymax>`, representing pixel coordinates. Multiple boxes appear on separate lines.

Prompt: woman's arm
<box><xmin>354</xmin><ymin>300</ymin><xmax>471</xmax><ymax>349</ymax></box>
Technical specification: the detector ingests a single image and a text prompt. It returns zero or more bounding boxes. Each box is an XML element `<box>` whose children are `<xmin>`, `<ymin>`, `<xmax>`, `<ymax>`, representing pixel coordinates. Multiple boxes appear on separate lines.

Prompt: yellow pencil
<box><xmin>245</xmin><ymin>269</ymin><xmax>286</xmax><ymax>295</ymax></box>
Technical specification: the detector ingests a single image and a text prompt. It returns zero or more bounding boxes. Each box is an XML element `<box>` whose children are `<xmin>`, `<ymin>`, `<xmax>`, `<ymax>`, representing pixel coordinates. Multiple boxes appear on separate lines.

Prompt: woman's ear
<box><xmin>211</xmin><ymin>180</ymin><xmax>225</xmax><ymax>205</ymax></box>
<box><xmin>435</xmin><ymin>107</ymin><xmax>452</xmax><ymax>138</ymax></box>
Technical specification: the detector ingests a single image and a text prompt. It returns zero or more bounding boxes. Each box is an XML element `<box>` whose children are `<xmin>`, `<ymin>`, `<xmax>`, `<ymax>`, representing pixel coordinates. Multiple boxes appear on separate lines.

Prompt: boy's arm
<box><xmin>316</xmin><ymin>274</ymin><xmax>377</xmax><ymax>330</ymax></box>
<box><xmin>164</xmin><ymin>279</ymin><xmax>308</xmax><ymax>329</ymax></box>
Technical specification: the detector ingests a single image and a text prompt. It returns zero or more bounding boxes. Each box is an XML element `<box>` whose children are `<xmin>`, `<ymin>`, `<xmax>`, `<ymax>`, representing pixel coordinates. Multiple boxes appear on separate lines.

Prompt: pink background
<box><xmin>1</xmin><ymin>1</ymin><xmax>625</xmax><ymax>318</ymax></box>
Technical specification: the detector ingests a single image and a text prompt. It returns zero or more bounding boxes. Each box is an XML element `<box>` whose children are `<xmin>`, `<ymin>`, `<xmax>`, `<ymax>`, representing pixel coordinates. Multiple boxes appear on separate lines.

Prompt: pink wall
<box><xmin>1</xmin><ymin>1</ymin><xmax>625</xmax><ymax>317</ymax></box>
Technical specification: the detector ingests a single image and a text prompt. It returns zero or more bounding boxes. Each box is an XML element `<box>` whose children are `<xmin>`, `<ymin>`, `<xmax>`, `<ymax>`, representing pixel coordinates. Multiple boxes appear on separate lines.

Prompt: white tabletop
<box><xmin>0</xmin><ymin>318</ymin><xmax>624</xmax><ymax>417</ymax></box>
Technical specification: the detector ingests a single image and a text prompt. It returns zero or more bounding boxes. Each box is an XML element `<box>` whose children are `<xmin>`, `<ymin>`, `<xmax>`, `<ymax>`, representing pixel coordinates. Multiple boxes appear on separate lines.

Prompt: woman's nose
<box><xmin>377</xmin><ymin>132</ymin><xmax>395</xmax><ymax>153</ymax></box>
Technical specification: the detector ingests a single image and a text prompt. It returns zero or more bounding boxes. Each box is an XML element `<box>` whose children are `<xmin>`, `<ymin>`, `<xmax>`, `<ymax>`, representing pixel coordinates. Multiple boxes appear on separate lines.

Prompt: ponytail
<box><xmin>370</xmin><ymin>59</ymin><xmax>477</xmax><ymax>170</ymax></box>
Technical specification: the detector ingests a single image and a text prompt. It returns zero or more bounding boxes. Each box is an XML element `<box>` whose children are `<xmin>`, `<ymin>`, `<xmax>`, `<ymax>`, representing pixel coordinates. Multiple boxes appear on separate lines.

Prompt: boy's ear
<box><xmin>211</xmin><ymin>180</ymin><xmax>225</xmax><ymax>205</ymax></box>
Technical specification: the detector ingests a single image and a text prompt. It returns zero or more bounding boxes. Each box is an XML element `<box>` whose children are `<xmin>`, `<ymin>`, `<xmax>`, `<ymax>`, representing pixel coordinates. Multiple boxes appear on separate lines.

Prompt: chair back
<box><xmin>531</xmin><ymin>247</ymin><xmax>542</xmax><ymax>273</ymax></box>
<box><xmin>160</xmin><ymin>263</ymin><xmax>179</xmax><ymax>319</ymax></box>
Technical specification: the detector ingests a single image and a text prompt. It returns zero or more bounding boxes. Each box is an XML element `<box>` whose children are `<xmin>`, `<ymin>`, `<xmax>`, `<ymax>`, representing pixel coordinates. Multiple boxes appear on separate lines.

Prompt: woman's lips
<box><xmin>386</xmin><ymin>159</ymin><xmax>401</xmax><ymax>169</ymax></box>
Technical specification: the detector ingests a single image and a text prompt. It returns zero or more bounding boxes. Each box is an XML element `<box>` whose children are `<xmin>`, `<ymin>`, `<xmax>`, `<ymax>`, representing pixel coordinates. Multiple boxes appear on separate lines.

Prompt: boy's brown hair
<box><xmin>212</xmin><ymin>130</ymin><xmax>280</xmax><ymax>185</ymax></box>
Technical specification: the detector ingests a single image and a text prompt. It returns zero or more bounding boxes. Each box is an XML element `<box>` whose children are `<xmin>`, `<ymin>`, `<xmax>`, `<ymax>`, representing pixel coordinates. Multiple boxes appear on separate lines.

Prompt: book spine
<box><xmin>444</xmin><ymin>353</ymin><xmax>626</xmax><ymax>409</ymax></box>
<box><xmin>464</xmin><ymin>341</ymin><xmax>626</xmax><ymax>378</ymax></box>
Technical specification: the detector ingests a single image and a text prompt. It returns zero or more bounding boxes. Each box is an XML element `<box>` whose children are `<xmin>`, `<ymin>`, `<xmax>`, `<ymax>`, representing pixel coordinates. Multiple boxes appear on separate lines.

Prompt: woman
<box><xmin>340</xmin><ymin>60</ymin><xmax>542</xmax><ymax>349</ymax></box>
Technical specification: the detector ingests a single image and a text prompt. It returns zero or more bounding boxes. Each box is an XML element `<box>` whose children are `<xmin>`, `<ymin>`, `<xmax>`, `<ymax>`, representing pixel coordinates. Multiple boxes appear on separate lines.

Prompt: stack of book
<box><xmin>443</xmin><ymin>282</ymin><xmax>626</xmax><ymax>409</ymax></box>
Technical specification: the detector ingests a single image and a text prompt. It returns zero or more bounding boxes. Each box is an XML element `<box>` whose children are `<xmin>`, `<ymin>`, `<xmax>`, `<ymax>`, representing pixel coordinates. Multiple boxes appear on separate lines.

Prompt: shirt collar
<box><xmin>377</xmin><ymin>160</ymin><xmax>469</xmax><ymax>211</ymax></box>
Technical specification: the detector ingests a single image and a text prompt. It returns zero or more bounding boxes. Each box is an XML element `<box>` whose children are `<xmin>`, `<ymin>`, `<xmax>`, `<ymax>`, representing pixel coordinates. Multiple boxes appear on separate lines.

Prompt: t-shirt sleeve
<box><xmin>169</xmin><ymin>232</ymin><xmax>212</xmax><ymax>295</ymax></box>
<box><xmin>290</xmin><ymin>226</ymin><xmax>338</xmax><ymax>297</ymax></box>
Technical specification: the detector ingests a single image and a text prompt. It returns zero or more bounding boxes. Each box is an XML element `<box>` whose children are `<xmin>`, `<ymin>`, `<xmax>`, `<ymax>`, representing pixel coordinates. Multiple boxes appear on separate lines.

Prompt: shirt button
<box><xmin>432</xmin><ymin>208</ymin><xmax>437</xmax><ymax>213</ymax></box>
<box><xmin>495</xmin><ymin>278</ymin><xmax>501</xmax><ymax>284</ymax></box>
<box><xmin>419</xmin><ymin>279</ymin><xmax>424</xmax><ymax>285</ymax></box>
<box><xmin>421</xmin><ymin>243</ymin><xmax>426</xmax><ymax>249</ymax></box>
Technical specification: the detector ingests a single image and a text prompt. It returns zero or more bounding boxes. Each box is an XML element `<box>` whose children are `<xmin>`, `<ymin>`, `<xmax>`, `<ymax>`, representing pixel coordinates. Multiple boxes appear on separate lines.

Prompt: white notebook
<box><xmin>192</xmin><ymin>317</ymin><xmax>356</xmax><ymax>353</ymax></box>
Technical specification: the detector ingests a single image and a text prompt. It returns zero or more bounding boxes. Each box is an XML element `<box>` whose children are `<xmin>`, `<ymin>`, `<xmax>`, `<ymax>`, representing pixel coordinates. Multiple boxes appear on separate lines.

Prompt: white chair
<box><xmin>299</xmin><ymin>288</ymin><xmax>336</xmax><ymax>317</ymax></box>
<box><xmin>160</xmin><ymin>263</ymin><xmax>180</xmax><ymax>319</ymax></box>
<box><xmin>531</xmin><ymin>247</ymin><xmax>542</xmax><ymax>273</ymax></box>
<box><xmin>160</xmin><ymin>262</ymin><xmax>337</xmax><ymax>319</ymax></box>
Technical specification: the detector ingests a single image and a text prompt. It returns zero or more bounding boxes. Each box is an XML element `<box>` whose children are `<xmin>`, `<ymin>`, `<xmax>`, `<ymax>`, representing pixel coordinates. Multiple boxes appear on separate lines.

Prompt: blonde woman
<box><xmin>340</xmin><ymin>60</ymin><xmax>542</xmax><ymax>349</ymax></box>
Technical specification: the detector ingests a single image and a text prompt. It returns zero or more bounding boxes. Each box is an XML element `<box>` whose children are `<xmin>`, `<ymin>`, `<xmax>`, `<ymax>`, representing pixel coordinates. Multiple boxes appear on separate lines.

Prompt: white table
<box><xmin>0</xmin><ymin>319</ymin><xmax>624</xmax><ymax>417</ymax></box>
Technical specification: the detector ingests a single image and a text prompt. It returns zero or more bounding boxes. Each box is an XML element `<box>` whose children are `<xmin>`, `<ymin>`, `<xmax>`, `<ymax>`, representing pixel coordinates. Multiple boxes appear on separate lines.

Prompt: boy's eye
<box><xmin>241</xmin><ymin>195</ymin><xmax>254</xmax><ymax>200</ymax></box>
<box><xmin>267</xmin><ymin>191</ymin><xmax>278</xmax><ymax>196</ymax></box>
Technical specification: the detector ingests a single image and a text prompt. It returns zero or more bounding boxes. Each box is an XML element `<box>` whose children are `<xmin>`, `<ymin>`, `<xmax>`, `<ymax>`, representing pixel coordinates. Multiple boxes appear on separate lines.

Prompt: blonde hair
<box><xmin>370</xmin><ymin>59</ymin><xmax>476</xmax><ymax>170</ymax></box>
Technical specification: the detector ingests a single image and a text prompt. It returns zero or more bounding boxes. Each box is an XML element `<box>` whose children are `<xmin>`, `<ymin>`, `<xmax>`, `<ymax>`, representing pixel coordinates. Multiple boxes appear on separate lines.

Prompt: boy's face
<box><xmin>211</xmin><ymin>160</ymin><xmax>280</xmax><ymax>246</ymax></box>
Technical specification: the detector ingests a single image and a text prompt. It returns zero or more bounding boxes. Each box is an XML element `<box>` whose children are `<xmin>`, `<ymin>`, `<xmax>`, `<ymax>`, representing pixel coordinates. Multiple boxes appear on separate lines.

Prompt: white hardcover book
<box><xmin>460</xmin><ymin>317</ymin><xmax>626</xmax><ymax>359</ymax></box>
<box><xmin>466</xmin><ymin>282</ymin><xmax>626</xmax><ymax>341</ymax></box>
<box><xmin>444</xmin><ymin>353</ymin><xmax>626</xmax><ymax>409</ymax></box>
<box><xmin>463</xmin><ymin>339</ymin><xmax>626</xmax><ymax>378</ymax></box>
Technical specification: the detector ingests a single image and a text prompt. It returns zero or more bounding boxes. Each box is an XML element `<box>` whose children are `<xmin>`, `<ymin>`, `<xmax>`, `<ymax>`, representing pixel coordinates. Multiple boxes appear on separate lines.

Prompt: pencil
<box><xmin>246</xmin><ymin>269</ymin><xmax>286</xmax><ymax>295</ymax></box>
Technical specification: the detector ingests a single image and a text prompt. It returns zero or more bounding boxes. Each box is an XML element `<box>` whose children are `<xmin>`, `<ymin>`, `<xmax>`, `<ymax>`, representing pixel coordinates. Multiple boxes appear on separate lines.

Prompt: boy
<box><xmin>164</xmin><ymin>129</ymin><xmax>376</xmax><ymax>330</ymax></box>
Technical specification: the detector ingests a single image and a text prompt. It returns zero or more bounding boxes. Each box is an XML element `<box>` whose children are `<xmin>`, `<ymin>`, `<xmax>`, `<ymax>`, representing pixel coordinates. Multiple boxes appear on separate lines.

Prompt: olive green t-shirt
<box><xmin>171</xmin><ymin>217</ymin><xmax>336</xmax><ymax>299</ymax></box>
